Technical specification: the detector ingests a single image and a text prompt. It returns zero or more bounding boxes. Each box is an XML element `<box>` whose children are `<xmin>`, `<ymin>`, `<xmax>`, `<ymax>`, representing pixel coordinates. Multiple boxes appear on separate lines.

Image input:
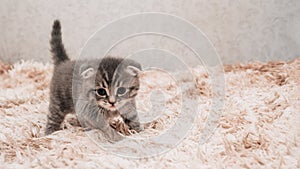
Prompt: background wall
<box><xmin>0</xmin><ymin>0</ymin><xmax>300</xmax><ymax>64</ymax></box>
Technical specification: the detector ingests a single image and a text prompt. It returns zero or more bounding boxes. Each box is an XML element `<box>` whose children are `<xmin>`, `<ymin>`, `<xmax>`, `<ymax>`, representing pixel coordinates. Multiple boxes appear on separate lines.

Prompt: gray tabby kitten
<box><xmin>45</xmin><ymin>20</ymin><xmax>142</xmax><ymax>141</ymax></box>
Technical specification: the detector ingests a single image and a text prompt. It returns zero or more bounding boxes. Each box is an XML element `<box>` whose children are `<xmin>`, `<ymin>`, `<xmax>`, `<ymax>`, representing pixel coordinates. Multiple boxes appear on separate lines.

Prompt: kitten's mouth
<box><xmin>107</xmin><ymin>105</ymin><xmax>117</xmax><ymax>111</ymax></box>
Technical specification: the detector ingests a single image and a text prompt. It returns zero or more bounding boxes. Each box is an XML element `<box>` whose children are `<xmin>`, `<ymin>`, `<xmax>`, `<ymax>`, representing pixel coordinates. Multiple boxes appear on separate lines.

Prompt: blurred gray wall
<box><xmin>0</xmin><ymin>0</ymin><xmax>300</xmax><ymax>64</ymax></box>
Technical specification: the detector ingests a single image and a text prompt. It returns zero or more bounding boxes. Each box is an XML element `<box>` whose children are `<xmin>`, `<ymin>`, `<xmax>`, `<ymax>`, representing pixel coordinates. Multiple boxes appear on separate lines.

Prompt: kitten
<box><xmin>45</xmin><ymin>20</ymin><xmax>142</xmax><ymax>141</ymax></box>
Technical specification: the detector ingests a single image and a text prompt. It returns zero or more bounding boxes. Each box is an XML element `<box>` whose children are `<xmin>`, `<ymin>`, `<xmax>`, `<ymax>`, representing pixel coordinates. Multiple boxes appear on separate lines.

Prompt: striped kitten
<box><xmin>45</xmin><ymin>20</ymin><xmax>142</xmax><ymax>141</ymax></box>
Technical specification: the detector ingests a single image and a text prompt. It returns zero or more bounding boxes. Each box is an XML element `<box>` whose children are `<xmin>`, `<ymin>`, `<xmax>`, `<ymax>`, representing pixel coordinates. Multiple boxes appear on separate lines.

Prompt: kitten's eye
<box><xmin>117</xmin><ymin>87</ymin><xmax>127</xmax><ymax>95</ymax></box>
<box><xmin>96</xmin><ymin>88</ymin><xmax>107</xmax><ymax>96</ymax></box>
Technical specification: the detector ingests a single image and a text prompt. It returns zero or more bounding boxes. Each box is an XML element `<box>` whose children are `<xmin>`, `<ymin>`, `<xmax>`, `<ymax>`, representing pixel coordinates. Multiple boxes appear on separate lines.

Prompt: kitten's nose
<box><xmin>108</xmin><ymin>97</ymin><xmax>116</xmax><ymax>105</ymax></box>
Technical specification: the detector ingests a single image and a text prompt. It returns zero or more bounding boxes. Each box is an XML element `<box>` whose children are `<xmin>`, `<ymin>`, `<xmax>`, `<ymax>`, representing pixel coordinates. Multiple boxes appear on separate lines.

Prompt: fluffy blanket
<box><xmin>0</xmin><ymin>58</ymin><xmax>299</xmax><ymax>168</ymax></box>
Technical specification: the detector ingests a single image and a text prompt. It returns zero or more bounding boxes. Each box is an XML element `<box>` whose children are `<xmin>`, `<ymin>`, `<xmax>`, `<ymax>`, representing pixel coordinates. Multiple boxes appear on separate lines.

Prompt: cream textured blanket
<box><xmin>0</xmin><ymin>58</ymin><xmax>299</xmax><ymax>168</ymax></box>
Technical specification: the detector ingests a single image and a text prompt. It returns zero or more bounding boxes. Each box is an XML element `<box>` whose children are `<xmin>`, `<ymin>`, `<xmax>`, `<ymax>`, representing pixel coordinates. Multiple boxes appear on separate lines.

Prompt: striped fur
<box><xmin>46</xmin><ymin>20</ymin><xmax>142</xmax><ymax>140</ymax></box>
<box><xmin>50</xmin><ymin>20</ymin><xmax>69</xmax><ymax>65</ymax></box>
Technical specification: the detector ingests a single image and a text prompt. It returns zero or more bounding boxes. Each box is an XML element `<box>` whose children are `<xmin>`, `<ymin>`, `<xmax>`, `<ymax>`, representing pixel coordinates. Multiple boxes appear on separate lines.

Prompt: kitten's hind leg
<box><xmin>45</xmin><ymin>105</ymin><xmax>67</xmax><ymax>135</ymax></box>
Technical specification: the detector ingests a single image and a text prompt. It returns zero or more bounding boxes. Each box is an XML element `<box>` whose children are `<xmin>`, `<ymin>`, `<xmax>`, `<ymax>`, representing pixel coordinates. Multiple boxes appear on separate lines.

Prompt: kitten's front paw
<box><xmin>136</xmin><ymin>124</ymin><xmax>144</xmax><ymax>132</ymax></box>
<box><xmin>109</xmin><ymin>116</ymin><xmax>131</xmax><ymax>136</ymax></box>
<box><xmin>129</xmin><ymin>122</ymin><xmax>144</xmax><ymax>133</ymax></box>
<box><xmin>106</xmin><ymin>130</ymin><xmax>125</xmax><ymax>143</ymax></box>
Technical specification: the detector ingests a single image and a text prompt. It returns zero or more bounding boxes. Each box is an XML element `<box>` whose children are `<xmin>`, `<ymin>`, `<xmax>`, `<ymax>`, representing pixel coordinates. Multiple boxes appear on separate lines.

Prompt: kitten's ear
<box><xmin>126</xmin><ymin>65</ymin><xmax>141</xmax><ymax>76</ymax></box>
<box><xmin>80</xmin><ymin>67</ymin><xmax>95</xmax><ymax>79</ymax></box>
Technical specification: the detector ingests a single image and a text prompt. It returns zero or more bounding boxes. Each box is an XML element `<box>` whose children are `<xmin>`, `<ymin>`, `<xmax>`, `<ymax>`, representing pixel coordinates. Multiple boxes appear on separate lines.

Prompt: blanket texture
<box><xmin>0</xmin><ymin>58</ymin><xmax>299</xmax><ymax>168</ymax></box>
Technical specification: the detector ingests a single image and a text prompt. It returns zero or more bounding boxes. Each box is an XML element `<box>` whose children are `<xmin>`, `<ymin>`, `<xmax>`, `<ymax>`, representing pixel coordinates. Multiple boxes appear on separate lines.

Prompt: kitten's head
<box><xmin>80</xmin><ymin>57</ymin><xmax>141</xmax><ymax>111</ymax></box>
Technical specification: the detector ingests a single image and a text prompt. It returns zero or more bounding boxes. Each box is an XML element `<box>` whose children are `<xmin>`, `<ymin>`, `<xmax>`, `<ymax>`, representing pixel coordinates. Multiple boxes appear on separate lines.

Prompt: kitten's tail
<box><xmin>50</xmin><ymin>20</ymin><xmax>69</xmax><ymax>65</ymax></box>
